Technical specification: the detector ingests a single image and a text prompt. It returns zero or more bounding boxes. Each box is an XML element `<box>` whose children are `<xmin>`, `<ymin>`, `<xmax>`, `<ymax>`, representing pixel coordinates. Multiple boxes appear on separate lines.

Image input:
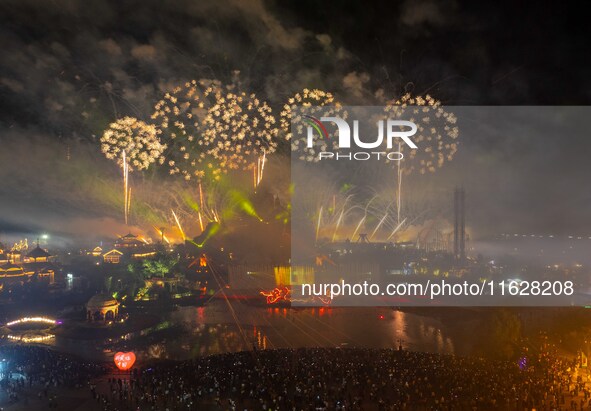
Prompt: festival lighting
<box><xmin>260</xmin><ymin>287</ymin><xmax>291</xmax><ymax>304</ymax></box>
<box><xmin>114</xmin><ymin>351</ymin><xmax>136</xmax><ymax>371</ymax></box>
<box><xmin>7</xmin><ymin>334</ymin><xmax>55</xmax><ymax>343</ymax></box>
<box><xmin>5</xmin><ymin>316</ymin><xmax>57</xmax><ymax>327</ymax></box>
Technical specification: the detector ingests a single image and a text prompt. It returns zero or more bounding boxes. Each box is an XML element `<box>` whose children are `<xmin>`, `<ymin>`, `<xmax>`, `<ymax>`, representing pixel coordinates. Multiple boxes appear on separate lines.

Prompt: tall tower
<box><xmin>453</xmin><ymin>187</ymin><xmax>466</xmax><ymax>262</ymax></box>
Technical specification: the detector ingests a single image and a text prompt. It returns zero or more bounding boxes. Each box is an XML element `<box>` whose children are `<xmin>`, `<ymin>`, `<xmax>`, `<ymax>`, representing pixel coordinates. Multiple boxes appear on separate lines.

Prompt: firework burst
<box><xmin>281</xmin><ymin>89</ymin><xmax>347</xmax><ymax>161</ymax></box>
<box><xmin>203</xmin><ymin>89</ymin><xmax>280</xmax><ymax>173</ymax></box>
<box><xmin>151</xmin><ymin>79</ymin><xmax>222</xmax><ymax>181</ymax></box>
<box><xmin>152</xmin><ymin>80</ymin><xmax>281</xmax><ymax>182</ymax></box>
<box><xmin>100</xmin><ymin>117</ymin><xmax>165</xmax><ymax>171</ymax></box>
<box><xmin>383</xmin><ymin>93</ymin><xmax>459</xmax><ymax>175</ymax></box>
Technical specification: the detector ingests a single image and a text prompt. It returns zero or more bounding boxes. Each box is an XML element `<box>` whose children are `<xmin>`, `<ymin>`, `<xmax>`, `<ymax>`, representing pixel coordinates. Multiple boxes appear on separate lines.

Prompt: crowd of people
<box><xmin>97</xmin><ymin>347</ymin><xmax>583</xmax><ymax>410</ymax></box>
<box><xmin>0</xmin><ymin>345</ymin><xmax>106</xmax><ymax>408</ymax></box>
<box><xmin>1</xmin><ymin>345</ymin><xmax>588</xmax><ymax>410</ymax></box>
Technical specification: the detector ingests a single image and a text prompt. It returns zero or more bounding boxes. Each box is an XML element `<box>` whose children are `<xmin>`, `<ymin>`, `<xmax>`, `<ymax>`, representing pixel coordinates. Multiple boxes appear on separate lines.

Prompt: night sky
<box><xmin>0</xmin><ymin>0</ymin><xmax>589</xmax><ymax>243</ymax></box>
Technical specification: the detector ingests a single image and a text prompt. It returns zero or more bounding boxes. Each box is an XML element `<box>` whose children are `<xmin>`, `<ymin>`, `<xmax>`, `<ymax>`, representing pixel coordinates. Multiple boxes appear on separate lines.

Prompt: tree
<box><xmin>141</xmin><ymin>254</ymin><xmax>179</xmax><ymax>278</ymax></box>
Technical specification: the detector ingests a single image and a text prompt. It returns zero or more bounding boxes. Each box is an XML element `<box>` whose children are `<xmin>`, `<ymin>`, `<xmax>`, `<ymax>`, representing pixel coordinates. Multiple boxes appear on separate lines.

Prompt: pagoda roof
<box><xmin>27</xmin><ymin>246</ymin><xmax>51</xmax><ymax>258</ymax></box>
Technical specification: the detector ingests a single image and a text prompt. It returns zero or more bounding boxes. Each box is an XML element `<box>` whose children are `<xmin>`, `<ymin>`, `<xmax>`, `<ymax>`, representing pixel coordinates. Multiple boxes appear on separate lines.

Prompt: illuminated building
<box><xmin>25</xmin><ymin>245</ymin><xmax>53</xmax><ymax>263</ymax></box>
<box><xmin>0</xmin><ymin>262</ymin><xmax>55</xmax><ymax>284</ymax></box>
<box><xmin>87</xmin><ymin>246</ymin><xmax>103</xmax><ymax>257</ymax></box>
<box><xmin>7</xmin><ymin>249</ymin><xmax>22</xmax><ymax>264</ymax></box>
<box><xmin>0</xmin><ymin>241</ymin><xmax>56</xmax><ymax>285</ymax></box>
<box><xmin>0</xmin><ymin>262</ymin><xmax>25</xmax><ymax>277</ymax></box>
<box><xmin>114</xmin><ymin>233</ymin><xmax>145</xmax><ymax>249</ymax></box>
<box><xmin>103</xmin><ymin>249</ymin><xmax>123</xmax><ymax>264</ymax></box>
<box><xmin>86</xmin><ymin>294</ymin><xmax>120</xmax><ymax>322</ymax></box>
<box><xmin>0</xmin><ymin>249</ymin><xmax>8</xmax><ymax>264</ymax></box>
<box><xmin>131</xmin><ymin>250</ymin><xmax>157</xmax><ymax>259</ymax></box>
<box><xmin>103</xmin><ymin>233</ymin><xmax>156</xmax><ymax>263</ymax></box>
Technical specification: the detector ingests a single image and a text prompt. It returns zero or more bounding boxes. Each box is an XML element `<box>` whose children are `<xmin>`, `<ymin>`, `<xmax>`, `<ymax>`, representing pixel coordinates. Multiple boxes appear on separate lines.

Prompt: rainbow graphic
<box><xmin>303</xmin><ymin>114</ymin><xmax>329</xmax><ymax>139</ymax></box>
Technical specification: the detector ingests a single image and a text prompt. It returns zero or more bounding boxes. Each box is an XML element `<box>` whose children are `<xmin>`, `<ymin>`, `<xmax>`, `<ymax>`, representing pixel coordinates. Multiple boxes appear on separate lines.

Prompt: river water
<box><xmin>46</xmin><ymin>301</ymin><xmax>458</xmax><ymax>362</ymax></box>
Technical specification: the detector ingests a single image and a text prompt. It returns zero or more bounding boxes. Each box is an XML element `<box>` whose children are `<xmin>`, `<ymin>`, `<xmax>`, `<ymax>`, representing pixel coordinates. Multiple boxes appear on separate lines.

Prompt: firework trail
<box><xmin>198</xmin><ymin>181</ymin><xmax>204</xmax><ymax>208</ymax></box>
<box><xmin>198</xmin><ymin>211</ymin><xmax>204</xmax><ymax>233</ymax></box>
<box><xmin>351</xmin><ymin>215</ymin><xmax>366</xmax><ymax>242</ymax></box>
<box><xmin>384</xmin><ymin>93</ymin><xmax>459</xmax><ymax>228</ymax></box>
<box><xmin>127</xmin><ymin>186</ymin><xmax>132</xmax><ymax>225</ymax></box>
<box><xmin>254</xmin><ymin>149</ymin><xmax>267</xmax><ymax>188</ymax></box>
<box><xmin>332</xmin><ymin>208</ymin><xmax>345</xmax><ymax>242</ymax></box>
<box><xmin>101</xmin><ymin>117</ymin><xmax>166</xmax><ymax>225</ymax></box>
<box><xmin>171</xmin><ymin>209</ymin><xmax>186</xmax><ymax>241</ymax></box>
<box><xmin>315</xmin><ymin>206</ymin><xmax>323</xmax><ymax>243</ymax></box>
<box><xmin>123</xmin><ymin>151</ymin><xmax>129</xmax><ymax>225</ymax></box>
<box><xmin>386</xmin><ymin>218</ymin><xmax>407</xmax><ymax>241</ymax></box>
<box><xmin>370</xmin><ymin>212</ymin><xmax>389</xmax><ymax>241</ymax></box>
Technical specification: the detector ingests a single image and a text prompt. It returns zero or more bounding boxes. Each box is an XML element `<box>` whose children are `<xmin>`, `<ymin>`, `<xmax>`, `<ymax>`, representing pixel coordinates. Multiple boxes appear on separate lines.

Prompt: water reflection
<box><xmin>46</xmin><ymin>301</ymin><xmax>457</xmax><ymax>362</ymax></box>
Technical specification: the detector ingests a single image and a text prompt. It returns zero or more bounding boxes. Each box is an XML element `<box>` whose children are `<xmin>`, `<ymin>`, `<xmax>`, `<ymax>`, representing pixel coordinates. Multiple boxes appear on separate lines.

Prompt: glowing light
<box><xmin>6</xmin><ymin>317</ymin><xmax>57</xmax><ymax>327</ymax></box>
<box><xmin>254</xmin><ymin>150</ymin><xmax>267</xmax><ymax>188</ymax></box>
<box><xmin>386</xmin><ymin>218</ymin><xmax>407</xmax><ymax>241</ymax></box>
<box><xmin>127</xmin><ymin>186</ymin><xmax>132</xmax><ymax>224</ymax></box>
<box><xmin>171</xmin><ymin>209</ymin><xmax>186</xmax><ymax>241</ymax></box>
<box><xmin>7</xmin><ymin>334</ymin><xmax>54</xmax><ymax>343</ymax></box>
<box><xmin>198</xmin><ymin>181</ymin><xmax>204</xmax><ymax>209</ymax></box>
<box><xmin>198</xmin><ymin>211</ymin><xmax>204</xmax><ymax>232</ymax></box>
<box><xmin>153</xmin><ymin>226</ymin><xmax>170</xmax><ymax>244</ymax></box>
<box><xmin>316</xmin><ymin>206</ymin><xmax>323</xmax><ymax>242</ymax></box>
<box><xmin>384</xmin><ymin>94</ymin><xmax>459</xmax><ymax>226</ymax></box>
<box><xmin>370</xmin><ymin>212</ymin><xmax>389</xmax><ymax>241</ymax></box>
<box><xmin>260</xmin><ymin>287</ymin><xmax>291</xmax><ymax>304</ymax></box>
<box><xmin>123</xmin><ymin>151</ymin><xmax>129</xmax><ymax>225</ymax></box>
<box><xmin>351</xmin><ymin>215</ymin><xmax>366</xmax><ymax>242</ymax></box>
<box><xmin>152</xmin><ymin>80</ymin><xmax>283</xmax><ymax>181</ymax></box>
<box><xmin>383</xmin><ymin>93</ymin><xmax>459</xmax><ymax>175</ymax></box>
<box><xmin>114</xmin><ymin>351</ymin><xmax>136</xmax><ymax>371</ymax></box>
<box><xmin>281</xmin><ymin>89</ymin><xmax>346</xmax><ymax>161</ymax></box>
<box><xmin>101</xmin><ymin>117</ymin><xmax>165</xmax><ymax>171</ymax></box>
<box><xmin>331</xmin><ymin>209</ymin><xmax>345</xmax><ymax>242</ymax></box>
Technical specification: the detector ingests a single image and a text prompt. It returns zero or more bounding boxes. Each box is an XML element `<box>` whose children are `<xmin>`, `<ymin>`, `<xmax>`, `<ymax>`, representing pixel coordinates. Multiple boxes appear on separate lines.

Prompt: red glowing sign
<box><xmin>114</xmin><ymin>351</ymin><xmax>136</xmax><ymax>371</ymax></box>
<box><xmin>260</xmin><ymin>286</ymin><xmax>291</xmax><ymax>304</ymax></box>
<box><xmin>261</xmin><ymin>286</ymin><xmax>332</xmax><ymax>306</ymax></box>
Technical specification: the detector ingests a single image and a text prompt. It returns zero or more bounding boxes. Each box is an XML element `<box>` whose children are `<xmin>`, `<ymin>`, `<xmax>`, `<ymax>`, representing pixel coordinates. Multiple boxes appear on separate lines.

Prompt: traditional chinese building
<box><xmin>114</xmin><ymin>233</ymin><xmax>145</xmax><ymax>249</ymax></box>
<box><xmin>87</xmin><ymin>246</ymin><xmax>103</xmax><ymax>257</ymax></box>
<box><xmin>25</xmin><ymin>245</ymin><xmax>53</xmax><ymax>263</ymax></box>
<box><xmin>103</xmin><ymin>249</ymin><xmax>123</xmax><ymax>264</ymax></box>
<box><xmin>102</xmin><ymin>233</ymin><xmax>156</xmax><ymax>264</ymax></box>
<box><xmin>0</xmin><ymin>242</ymin><xmax>55</xmax><ymax>286</ymax></box>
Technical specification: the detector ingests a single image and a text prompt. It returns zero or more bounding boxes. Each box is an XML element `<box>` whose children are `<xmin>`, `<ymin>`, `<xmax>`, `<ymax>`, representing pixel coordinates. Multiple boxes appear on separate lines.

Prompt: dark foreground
<box><xmin>1</xmin><ymin>345</ymin><xmax>588</xmax><ymax>410</ymax></box>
